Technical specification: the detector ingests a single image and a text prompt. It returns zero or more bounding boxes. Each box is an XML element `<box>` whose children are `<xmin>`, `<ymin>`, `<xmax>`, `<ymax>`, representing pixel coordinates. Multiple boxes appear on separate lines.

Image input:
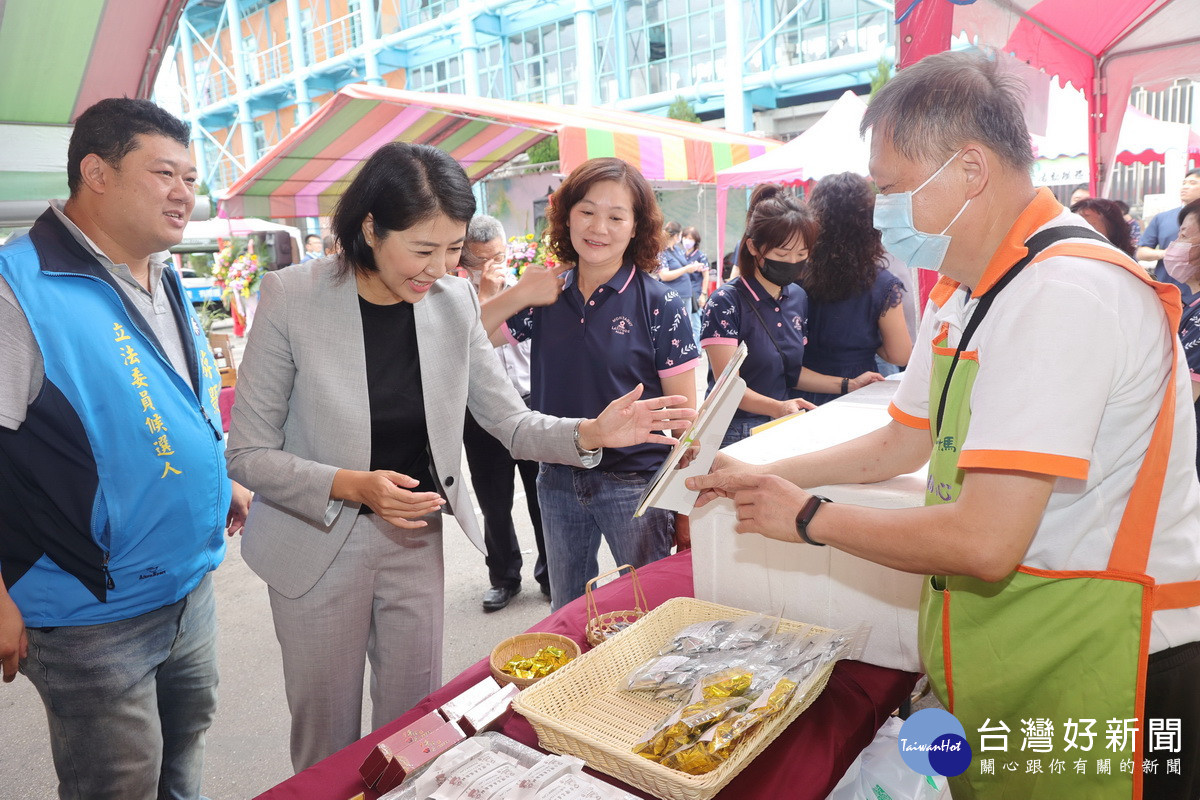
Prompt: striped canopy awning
<box><xmin>219</xmin><ymin>85</ymin><xmax>780</xmax><ymax>219</ymax></box>
<box><xmin>0</xmin><ymin>0</ymin><xmax>186</xmax><ymax>205</ymax></box>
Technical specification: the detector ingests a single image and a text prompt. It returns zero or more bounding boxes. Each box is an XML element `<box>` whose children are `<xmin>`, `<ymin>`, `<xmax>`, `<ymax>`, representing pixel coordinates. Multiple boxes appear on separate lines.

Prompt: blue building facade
<box><xmin>171</xmin><ymin>0</ymin><xmax>894</xmax><ymax>196</ymax></box>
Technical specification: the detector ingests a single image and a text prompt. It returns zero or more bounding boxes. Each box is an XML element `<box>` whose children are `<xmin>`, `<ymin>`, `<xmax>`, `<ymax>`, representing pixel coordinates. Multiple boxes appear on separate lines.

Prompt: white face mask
<box><xmin>682</xmin><ymin>238</ymin><xmax>696</xmax><ymax>250</ymax></box>
<box><xmin>873</xmin><ymin>150</ymin><xmax>971</xmax><ymax>271</ymax></box>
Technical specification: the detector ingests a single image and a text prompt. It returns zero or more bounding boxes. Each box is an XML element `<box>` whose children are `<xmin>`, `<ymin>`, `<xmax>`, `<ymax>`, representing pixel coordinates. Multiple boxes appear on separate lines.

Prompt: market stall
<box><xmin>253</xmin><ymin>551</ymin><xmax>917</xmax><ymax>800</ymax></box>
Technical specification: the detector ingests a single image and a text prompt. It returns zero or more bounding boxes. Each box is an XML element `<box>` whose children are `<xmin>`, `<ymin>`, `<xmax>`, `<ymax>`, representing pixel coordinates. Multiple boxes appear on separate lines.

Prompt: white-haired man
<box><xmin>690</xmin><ymin>50</ymin><xmax>1200</xmax><ymax>799</ymax></box>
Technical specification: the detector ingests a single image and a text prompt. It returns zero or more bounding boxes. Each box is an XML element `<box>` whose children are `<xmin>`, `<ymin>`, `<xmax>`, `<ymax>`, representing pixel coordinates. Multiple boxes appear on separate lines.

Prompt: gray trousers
<box><xmin>268</xmin><ymin>511</ymin><xmax>444</xmax><ymax>772</ymax></box>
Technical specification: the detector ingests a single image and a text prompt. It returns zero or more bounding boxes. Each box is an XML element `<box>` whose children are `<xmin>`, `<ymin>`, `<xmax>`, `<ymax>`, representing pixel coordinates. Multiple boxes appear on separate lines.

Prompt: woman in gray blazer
<box><xmin>226</xmin><ymin>142</ymin><xmax>694</xmax><ymax>772</ymax></box>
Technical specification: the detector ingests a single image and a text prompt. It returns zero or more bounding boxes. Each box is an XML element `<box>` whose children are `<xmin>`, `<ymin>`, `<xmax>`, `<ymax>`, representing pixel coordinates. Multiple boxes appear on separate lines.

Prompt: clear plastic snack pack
<box><xmin>385</xmin><ymin>732</ymin><xmax>638</xmax><ymax>800</ymax></box>
<box><xmin>624</xmin><ymin>616</ymin><xmax>868</xmax><ymax>775</ymax></box>
<box><xmin>622</xmin><ymin>614</ymin><xmax>781</xmax><ymax>701</ymax></box>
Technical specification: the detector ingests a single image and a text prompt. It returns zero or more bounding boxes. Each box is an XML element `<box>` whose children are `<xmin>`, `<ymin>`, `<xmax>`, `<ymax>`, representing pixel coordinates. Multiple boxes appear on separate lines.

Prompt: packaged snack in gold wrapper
<box><xmin>501</xmin><ymin>645</ymin><xmax>572</xmax><ymax>680</ymax></box>
<box><xmin>625</xmin><ymin>618</ymin><xmax>871</xmax><ymax>774</ymax></box>
<box><xmin>631</xmin><ymin>696</ymin><xmax>749</xmax><ymax>761</ymax></box>
<box><xmin>694</xmin><ymin>667</ymin><xmax>754</xmax><ymax>700</ymax></box>
<box><xmin>660</xmin><ymin>675</ymin><xmax>801</xmax><ymax>774</ymax></box>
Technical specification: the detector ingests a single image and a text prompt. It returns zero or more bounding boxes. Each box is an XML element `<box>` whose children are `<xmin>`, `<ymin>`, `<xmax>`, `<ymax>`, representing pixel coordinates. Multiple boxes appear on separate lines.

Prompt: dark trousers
<box><xmin>462</xmin><ymin>408</ymin><xmax>547</xmax><ymax>591</ymax></box>
<box><xmin>1143</xmin><ymin>639</ymin><xmax>1200</xmax><ymax>799</ymax></box>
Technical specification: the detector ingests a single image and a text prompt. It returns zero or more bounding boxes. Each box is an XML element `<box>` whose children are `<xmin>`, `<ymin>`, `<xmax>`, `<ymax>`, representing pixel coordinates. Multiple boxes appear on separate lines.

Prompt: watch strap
<box><xmin>795</xmin><ymin>494</ymin><xmax>831</xmax><ymax>546</ymax></box>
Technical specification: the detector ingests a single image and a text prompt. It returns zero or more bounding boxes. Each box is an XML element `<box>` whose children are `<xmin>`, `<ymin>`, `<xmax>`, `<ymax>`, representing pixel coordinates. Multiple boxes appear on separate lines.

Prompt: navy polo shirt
<box><xmin>506</xmin><ymin>262</ymin><xmax>698</xmax><ymax>472</ymax></box>
<box><xmin>700</xmin><ymin>274</ymin><xmax>808</xmax><ymax>418</ymax></box>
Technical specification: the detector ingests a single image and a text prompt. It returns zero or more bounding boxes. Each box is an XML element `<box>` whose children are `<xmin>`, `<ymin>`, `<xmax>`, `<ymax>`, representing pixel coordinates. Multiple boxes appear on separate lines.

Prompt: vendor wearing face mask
<box><xmin>691</xmin><ymin>50</ymin><xmax>1200</xmax><ymax>800</ymax></box>
<box><xmin>699</xmin><ymin>184</ymin><xmax>883</xmax><ymax>447</ymax></box>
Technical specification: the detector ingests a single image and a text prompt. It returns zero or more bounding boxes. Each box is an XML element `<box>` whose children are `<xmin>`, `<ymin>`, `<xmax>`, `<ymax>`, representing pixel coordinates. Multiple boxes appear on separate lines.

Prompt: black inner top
<box><xmin>358</xmin><ymin>296</ymin><xmax>435</xmax><ymax>514</ymax></box>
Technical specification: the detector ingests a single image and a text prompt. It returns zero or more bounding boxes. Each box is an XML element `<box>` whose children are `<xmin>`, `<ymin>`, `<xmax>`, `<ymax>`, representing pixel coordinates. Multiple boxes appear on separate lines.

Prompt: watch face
<box><xmin>796</xmin><ymin>496</ymin><xmax>829</xmax><ymax>545</ymax></box>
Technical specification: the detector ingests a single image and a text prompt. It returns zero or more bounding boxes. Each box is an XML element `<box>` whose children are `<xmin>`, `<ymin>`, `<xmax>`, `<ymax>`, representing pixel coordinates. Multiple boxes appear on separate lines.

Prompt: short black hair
<box><xmin>330</xmin><ymin>142</ymin><xmax>476</xmax><ymax>279</ymax></box>
<box><xmin>304</xmin><ymin>234</ymin><xmax>322</xmax><ymax>245</ymax></box>
<box><xmin>68</xmin><ymin>98</ymin><xmax>190</xmax><ymax>196</ymax></box>
<box><xmin>1188</xmin><ymin>168</ymin><xmax>1200</xmax><ymax>180</ymax></box>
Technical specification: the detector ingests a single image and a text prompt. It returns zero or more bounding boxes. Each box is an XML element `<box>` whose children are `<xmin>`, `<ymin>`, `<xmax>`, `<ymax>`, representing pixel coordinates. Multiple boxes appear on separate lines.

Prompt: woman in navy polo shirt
<box><xmin>798</xmin><ymin>172</ymin><xmax>910</xmax><ymax>406</ymax></box>
<box><xmin>701</xmin><ymin>184</ymin><xmax>883</xmax><ymax>447</ymax></box>
<box><xmin>482</xmin><ymin>158</ymin><xmax>698</xmax><ymax>610</ymax></box>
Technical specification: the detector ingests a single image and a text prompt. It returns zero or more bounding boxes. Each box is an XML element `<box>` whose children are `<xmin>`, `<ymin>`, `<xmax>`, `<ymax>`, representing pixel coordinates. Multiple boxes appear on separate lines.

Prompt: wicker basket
<box><xmin>584</xmin><ymin>564</ymin><xmax>648</xmax><ymax>646</ymax></box>
<box><xmin>514</xmin><ymin>597</ymin><xmax>837</xmax><ymax>800</ymax></box>
<box><xmin>489</xmin><ymin>632</ymin><xmax>581</xmax><ymax>689</ymax></box>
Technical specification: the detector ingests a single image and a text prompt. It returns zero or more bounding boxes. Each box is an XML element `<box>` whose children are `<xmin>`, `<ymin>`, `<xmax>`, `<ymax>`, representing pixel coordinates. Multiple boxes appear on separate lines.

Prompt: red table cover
<box><xmin>218</xmin><ymin>386</ymin><xmax>235</xmax><ymax>432</ymax></box>
<box><xmin>254</xmin><ymin>550</ymin><xmax>917</xmax><ymax>800</ymax></box>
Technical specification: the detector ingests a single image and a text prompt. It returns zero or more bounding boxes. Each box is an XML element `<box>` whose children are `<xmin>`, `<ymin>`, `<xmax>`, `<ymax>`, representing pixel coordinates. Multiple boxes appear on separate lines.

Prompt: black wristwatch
<box><xmin>795</xmin><ymin>495</ymin><xmax>832</xmax><ymax>546</ymax></box>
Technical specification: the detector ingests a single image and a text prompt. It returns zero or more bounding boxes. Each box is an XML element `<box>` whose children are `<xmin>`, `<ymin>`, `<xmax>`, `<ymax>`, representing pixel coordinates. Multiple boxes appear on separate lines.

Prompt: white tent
<box><xmin>714</xmin><ymin>91</ymin><xmax>870</xmax><ymax>259</ymax></box>
<box><xmin>1030</xmin><ymin>82</ymin><xmax>1199</xmax><ymax>187</ymax></box>
<box><xmin>182</xmin><ymin>217</ymin><xmax>303</xmax><ymax>244</ymax></box>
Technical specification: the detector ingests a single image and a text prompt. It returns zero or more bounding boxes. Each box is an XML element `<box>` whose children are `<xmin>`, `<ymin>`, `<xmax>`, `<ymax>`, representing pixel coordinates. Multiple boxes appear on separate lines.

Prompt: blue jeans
<box><xmin>721</xmin><ymin>413</ymin><xmax>772</xmax><ymax>449</ymax></box>
<box><xmin>537</xmin><ymin>464</ymin><xmax>675</xmax><ymax>611</ymax></box>
<box><xmin>20</xmin><ymin>574</ymin><xmax>219</xmax><ymax>800</ymax></box>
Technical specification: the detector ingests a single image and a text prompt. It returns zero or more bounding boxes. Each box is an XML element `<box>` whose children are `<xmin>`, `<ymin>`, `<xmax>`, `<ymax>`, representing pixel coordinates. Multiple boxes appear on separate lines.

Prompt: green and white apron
<box><xmin>917</xmin><ymin>228</ymin><xmax>1200</xmax><ymax>799</ymax></box>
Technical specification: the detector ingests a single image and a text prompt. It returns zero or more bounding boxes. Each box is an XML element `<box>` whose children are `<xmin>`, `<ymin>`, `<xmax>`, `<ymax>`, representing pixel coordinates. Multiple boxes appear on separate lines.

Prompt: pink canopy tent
<box><xmin>896</xmin><ymin>0</ymin><xmax>1200</xmax><ymax>195</ymax></box>
<box><xmin>713</xmin><ymin>91</ymin><xmax>870</xmax><ymax>263</ymax></box>
<box><xmin>1032</xmin><ymin>83</ymin><xmax>1200</xmax><ymax>164</ymax></box>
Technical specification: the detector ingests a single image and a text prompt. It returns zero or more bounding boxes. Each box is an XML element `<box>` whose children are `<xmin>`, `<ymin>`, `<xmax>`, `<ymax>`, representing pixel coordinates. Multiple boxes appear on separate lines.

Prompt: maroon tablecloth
<box><xmin>254</xmin><ymin>550</ymin><xmax>917</xmax><ymax>800</ymax></box>
<box><xmin>219</xmin><ymin>386</ymin><xmax>235</xmax><ymax>432</ymax></box>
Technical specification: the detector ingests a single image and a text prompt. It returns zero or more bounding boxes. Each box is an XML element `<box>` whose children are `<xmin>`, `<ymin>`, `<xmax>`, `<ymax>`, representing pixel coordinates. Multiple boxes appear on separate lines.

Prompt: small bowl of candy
<box><xmin>489</xmin><ymin>632</ymin><xmax>580</xmax><ymax>689</ymax></box>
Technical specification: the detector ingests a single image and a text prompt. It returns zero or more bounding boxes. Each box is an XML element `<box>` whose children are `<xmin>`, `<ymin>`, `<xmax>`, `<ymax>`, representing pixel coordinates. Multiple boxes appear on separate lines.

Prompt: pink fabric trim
<box><xmin>658</xmin><ymin>358</ymin><xmax>700</xmax><ymax>378</ymax></box>
<box><xmin>701</xmin><ymin>336</ymin><xmax>739</xmax><ymax>347</ymax></box>
<box><xmin>503</xmin><ymin>326</ymin><xmax>520</xmax><ymax>347</ymax></box>
<box><xmin>617</xmin><ymin>267</ymin><xmax>637</xmax><ymax>294</ymax></box>
<box><xmin>1191</xmin><ymin>372</ymin><xmax>1200</xmax><ymax>383</ymax></box>
<box><xmin>741</xmin><ymin>280</ymin><xmax>760</xmax><ymax>301</ymax></box>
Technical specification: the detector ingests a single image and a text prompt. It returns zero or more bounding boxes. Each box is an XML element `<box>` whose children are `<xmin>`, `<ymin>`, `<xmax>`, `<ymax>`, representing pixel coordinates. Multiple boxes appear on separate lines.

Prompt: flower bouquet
<box><xmin>212</xmin><ymin>239</ymin><xmax>263</xmax><ymax>336</ymax></box>
<box><xmin>506</xmin><ymin>233</ymin><xmax>559</xmax><ymax>278</ymax></box>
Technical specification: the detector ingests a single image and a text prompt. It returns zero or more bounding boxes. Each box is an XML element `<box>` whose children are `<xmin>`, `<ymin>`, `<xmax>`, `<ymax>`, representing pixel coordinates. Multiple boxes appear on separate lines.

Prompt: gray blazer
<box><xmin>227</xmin><ymin>258</ymin><xmax>590</xmax><ymax>598</ymax></box>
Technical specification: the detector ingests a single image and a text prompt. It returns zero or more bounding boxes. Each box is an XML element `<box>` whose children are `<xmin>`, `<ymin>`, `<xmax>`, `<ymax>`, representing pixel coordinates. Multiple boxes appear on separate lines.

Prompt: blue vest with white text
<box><xmin>0</xmin><ymin>209</ymin><xmax>229</xmax><ymax>626</ymax></box>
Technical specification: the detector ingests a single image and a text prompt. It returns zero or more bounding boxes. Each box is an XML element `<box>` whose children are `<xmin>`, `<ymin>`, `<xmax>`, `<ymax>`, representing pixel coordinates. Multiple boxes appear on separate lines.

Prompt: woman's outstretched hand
<box><xmin>576</xmin><ymin>384</ymin><xmax>697</xmax><ymax>450</ymax></box>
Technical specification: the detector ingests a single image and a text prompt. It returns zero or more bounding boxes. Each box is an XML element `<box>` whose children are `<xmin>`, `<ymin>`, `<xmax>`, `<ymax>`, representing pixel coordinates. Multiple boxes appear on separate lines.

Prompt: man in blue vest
<box><xmin>0</xmin><ymin>98</ymin><xmax>250</xmax><ymax>800</ymax></box>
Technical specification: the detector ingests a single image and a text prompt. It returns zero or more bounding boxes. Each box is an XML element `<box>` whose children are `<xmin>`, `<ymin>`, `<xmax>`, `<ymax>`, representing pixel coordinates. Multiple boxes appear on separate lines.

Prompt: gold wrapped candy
<box><xmin>632</xmin><ymin>697</ymin><xmax>749</xmax><ymax>763</ymax></box>
<box><xmin>654</xmin><ymin>677</ymin><xmax>803</xmax><ymax>775</ymax></box>
<box><xmin>661</xmin><ymin>742</ymin><xmax>723</xmax><ymax>774</ymax></box>
<box><xmin>500</xmin><ymin>645</ymin><xmax>572</xmax><ymax>680</ymax></box>
<box><xmin>632</xmin><ymin>719</ymin><xmax>691</xmax><ymax>760</ymax></box>
<box><xmin>696</xmin><ymin>668</ymin><xmax>753</xmax><ymax>700</ymax></box>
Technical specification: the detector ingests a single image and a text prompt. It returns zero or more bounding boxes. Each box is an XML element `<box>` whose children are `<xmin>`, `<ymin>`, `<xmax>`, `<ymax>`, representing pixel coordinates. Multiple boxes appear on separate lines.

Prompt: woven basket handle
<box><xmin>585</xmin><ymin>564</ymin><xmax>648</xmax><ymax>621</ymax></box>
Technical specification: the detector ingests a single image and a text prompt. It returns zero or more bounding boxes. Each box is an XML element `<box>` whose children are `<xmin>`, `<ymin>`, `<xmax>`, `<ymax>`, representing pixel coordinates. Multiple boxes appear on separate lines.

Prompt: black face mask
<box><xmin>758</xmin><ymin>257</ymin><xmax>806</xmax><ymax>286</ymax></box>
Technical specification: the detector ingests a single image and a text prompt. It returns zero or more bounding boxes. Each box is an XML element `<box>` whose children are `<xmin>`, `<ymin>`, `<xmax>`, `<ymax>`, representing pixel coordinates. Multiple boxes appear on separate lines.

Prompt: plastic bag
<box><xmin>827</xmin><ymin>717</ymin><xmax>949</xmax><ymax>800</ymax></box>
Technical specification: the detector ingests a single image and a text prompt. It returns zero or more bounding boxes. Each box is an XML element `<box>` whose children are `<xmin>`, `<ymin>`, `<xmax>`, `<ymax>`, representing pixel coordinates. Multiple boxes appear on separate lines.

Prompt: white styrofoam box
<box><xmin>692</xmin><ymin>382</ymin><xmax>928</xmax><ymax>672</ymax></box>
